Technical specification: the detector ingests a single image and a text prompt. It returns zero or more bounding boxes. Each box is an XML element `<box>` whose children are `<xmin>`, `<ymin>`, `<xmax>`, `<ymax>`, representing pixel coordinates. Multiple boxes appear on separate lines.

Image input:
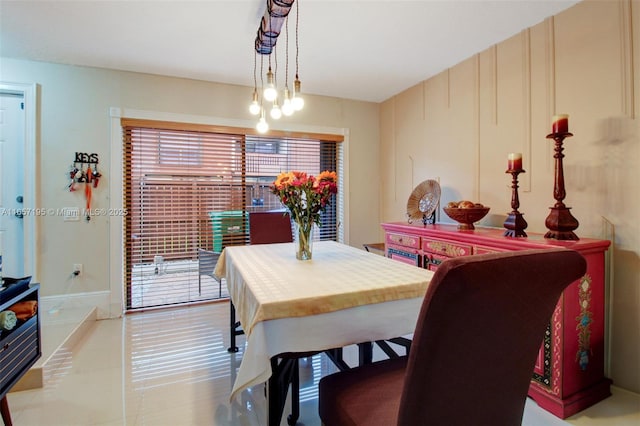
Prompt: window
<box><xmin>122</xmin><ymin>119</ymin><xmax>344</xmax><ymax>310</ymax></box>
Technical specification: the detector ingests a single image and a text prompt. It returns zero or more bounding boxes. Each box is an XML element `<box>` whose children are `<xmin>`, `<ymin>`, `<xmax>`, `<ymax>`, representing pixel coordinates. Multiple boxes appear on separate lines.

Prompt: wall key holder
<box><xmin>68</xmin><ymin>152</ymin><xmax>102</xmax><ymax>221</ymax></box>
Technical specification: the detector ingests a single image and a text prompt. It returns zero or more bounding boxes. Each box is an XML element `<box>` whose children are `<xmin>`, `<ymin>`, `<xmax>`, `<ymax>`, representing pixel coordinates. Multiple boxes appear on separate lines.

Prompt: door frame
<box><xmin>0</xmin><ymin>82</ymin><xmax>38</xmax><ymax>281</ymax></box>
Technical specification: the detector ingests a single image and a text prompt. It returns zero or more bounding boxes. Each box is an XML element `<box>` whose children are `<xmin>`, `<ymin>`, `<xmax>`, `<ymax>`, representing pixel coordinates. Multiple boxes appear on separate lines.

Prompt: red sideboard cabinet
<box><xmin>381</xmin><ymin>222</ymin><xmax>612</xmax><ymax>419</ymax></box>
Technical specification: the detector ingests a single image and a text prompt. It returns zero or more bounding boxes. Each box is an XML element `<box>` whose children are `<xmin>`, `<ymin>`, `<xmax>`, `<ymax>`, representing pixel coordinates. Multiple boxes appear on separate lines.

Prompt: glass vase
<box><xmin>294</xmin><ymin>221</ymin><xmax>314</xmax><ymax>260</ymax></box>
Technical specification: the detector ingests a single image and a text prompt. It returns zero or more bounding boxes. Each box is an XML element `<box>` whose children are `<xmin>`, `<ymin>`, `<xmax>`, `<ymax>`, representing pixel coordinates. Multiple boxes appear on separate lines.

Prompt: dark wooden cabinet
<box><xmin>0</xmin><ymin>283</ymin><xmax>41</xmax><ymax>425</ymax></box>
<box><xmin>382</xmin><ymin>223</ymin><xmax>612</xmax><ymax>419</ymax></box>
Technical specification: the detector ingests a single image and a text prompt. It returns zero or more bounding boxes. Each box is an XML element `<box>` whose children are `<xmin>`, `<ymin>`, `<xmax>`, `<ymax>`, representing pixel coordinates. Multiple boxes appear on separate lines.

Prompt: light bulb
<box><xmin>256</xmin><ymin>117</ymin><xmax>269</xmax><ymax>133</ymax></box>
<box><xmin>270</xmin><ymin>101</ymin><xmax>282</xmax><ymax>120</ymax></box>
<box><xmin>249</xmin><ymin>91</ymin><xmax>261</xmax><ymax>115</ymax></box>
<box><xmin>292</xmin><ymin>93</ymin><xmax>304</xmax><ymax>111</ymax></box>
<box><xmin>292</xmin><ymin>77</ymin><xmax>304</xmax><ymax>111</ymax></box>
<box><xmin>256</xmin><ymin>112</ymin><xmax>269</xmax><ymax>133</ymax></box>
<box><xmin>282</xmin><ymin>88</ymin><xmax>294</xmax><ymax>116</ymax></box>
<box><xmin>263</xmin><ymin>68</ymin><xmax>278</xmax><ymax>102</ymax></box>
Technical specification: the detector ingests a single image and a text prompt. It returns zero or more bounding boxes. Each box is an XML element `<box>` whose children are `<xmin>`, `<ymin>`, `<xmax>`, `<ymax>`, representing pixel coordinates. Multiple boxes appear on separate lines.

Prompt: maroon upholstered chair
<box><xmin>248</xmin><ymin>210</ymin><xmax>293</xmax><ymax>245</ymax></box>
<box><xmin>318</xmin><ymin>248</ymin><xmax>587</xmax><ymax>426</ymax></box>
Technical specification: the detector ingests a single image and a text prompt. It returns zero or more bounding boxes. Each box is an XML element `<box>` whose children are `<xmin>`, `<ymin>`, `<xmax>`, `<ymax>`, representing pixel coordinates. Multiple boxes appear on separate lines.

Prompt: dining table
<box><xmin>215</xmin><ymin>240</ymin><xmax>434</xmax><ymax>425</ymax></box>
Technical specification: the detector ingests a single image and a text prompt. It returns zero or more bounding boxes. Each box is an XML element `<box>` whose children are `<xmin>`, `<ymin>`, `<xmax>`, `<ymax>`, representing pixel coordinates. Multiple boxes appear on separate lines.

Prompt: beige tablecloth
<box><xmin>216</xmin><ymin>240</ymin><xmax>434</xmax><ymax>400</ymax></box>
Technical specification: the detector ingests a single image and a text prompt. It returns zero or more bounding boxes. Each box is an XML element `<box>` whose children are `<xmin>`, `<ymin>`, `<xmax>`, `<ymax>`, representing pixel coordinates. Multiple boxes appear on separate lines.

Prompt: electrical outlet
<box><xmin>73</xmin><ymin>264</ymin><xmax>83</xmax><ymax>276</ymax></box>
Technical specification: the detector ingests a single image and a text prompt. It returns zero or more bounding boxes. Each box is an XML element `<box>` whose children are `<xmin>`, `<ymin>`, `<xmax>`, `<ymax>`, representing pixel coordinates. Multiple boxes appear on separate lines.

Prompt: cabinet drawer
<box><xmin>387</xmin><ymin>245</ymin><xmax>421</xmax><ymax>267</ymax></box>
<box><xmin>474</xmin><ymin>245</ymin><xmax>504</xmax><ymax>255</ymax></box>
<box><xmin>386</xmin><ymin>232</ymin><xmax>420</xmax><ymax>249</ymax></box>
<box><xmin>423</xmin><ymin>253</ymin><xmax>447</xmax><ymax>271</ymax></box>
<box><xmin>0</xmin><ymin>315</ymin><xmax>39</xmax><ymax>396</ymax></box>
<box><xmin>422</xmin><ymin>238</ymin><xmax>472</xmax><ymax>257</ymax></box>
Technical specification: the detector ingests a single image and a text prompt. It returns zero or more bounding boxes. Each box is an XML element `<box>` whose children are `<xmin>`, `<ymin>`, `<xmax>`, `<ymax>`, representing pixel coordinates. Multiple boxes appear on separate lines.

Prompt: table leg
<box><xmin>287</xmin><ymin>362</ymin><xmax>300</xmax><ymax>426</ymax></box>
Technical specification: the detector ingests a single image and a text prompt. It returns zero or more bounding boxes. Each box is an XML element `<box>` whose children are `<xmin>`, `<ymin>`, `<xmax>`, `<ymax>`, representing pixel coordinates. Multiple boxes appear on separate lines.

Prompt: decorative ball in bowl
<box><xmin>443</xmin><ymin>201</ymin><xmax>490</xmax><ymax>230</ymax></box>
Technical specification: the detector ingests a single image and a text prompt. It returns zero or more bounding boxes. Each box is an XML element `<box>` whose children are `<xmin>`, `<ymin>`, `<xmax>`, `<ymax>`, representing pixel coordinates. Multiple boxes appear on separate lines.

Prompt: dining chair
<box><xmin>197</xmin><ymin>248</ymin><xmax>221</xmax><ymax>297</ymax></box>
<box><xmin>248</xmin><ymin>210</ymin><xmax>293</xmax><ymax>244</ymax></box>
<box><xmin>318</xmin><ymin>248</ymin><xmax>587</xmax><ymax>426</ymax></box>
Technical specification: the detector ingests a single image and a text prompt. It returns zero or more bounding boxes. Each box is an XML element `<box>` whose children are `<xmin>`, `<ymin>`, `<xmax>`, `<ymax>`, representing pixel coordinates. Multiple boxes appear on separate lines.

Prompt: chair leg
<box><xmin>287</xmin><ymin>359</ymin><xmax>300</xmax><ymax>425</ymax></box>
<box><xmin>358</xmin><ymin>342</ymin><xmax>373</xmax><ymax>365</ymax></box>
<box><xmin>1</xmin><ymin>395</ymin><xmax>12</xmax><ymax>426</ymax></box>
<box><xmin>268</xmin><ymin>358</ymin><xmax>297</xmax><ymax>426</ymax></box>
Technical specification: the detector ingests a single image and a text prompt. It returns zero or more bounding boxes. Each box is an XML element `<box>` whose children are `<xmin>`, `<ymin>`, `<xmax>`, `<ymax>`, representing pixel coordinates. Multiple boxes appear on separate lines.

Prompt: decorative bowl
<box><xmin>443</xmin><ymin>207</ymin><xmax>490</xmax><ymax>230</ymax></box>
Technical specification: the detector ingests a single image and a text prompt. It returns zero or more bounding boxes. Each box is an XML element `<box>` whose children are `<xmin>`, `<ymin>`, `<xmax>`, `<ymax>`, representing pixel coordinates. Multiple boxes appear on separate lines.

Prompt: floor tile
<box><xmin>4</xmin><ymin>301</ymin><xmax>639</xmax><ymax>426</ymax></box>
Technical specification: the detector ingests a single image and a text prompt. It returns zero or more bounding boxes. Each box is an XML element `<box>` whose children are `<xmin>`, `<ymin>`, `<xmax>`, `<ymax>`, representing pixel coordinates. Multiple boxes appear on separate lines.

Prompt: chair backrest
<box><xmin>249</xmin><ymin>211</ymin><xmax>293</xmax><ymax>245</ymax></box>
<box><xmin>398</xmin><ymin>248</ymin><xmax>586</xmax><ymax>426</ymax></box>
<box><xmin>197</xmin><ymin>248</ymin><xmax>219</xmax><ymax>276</ymax></box>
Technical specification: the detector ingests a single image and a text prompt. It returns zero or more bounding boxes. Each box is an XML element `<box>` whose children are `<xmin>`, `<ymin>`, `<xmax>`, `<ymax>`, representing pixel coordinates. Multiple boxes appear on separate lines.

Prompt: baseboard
<box><xmin>38</xmin><ymin>290</ymin><xmax>115</xmax><ymax>319</ymax></box>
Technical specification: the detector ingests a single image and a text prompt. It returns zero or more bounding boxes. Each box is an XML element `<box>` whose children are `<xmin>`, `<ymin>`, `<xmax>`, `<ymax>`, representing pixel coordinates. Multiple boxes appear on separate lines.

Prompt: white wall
<box><xmin>0</xmin><ymin>57</ymin><xmax>381</xmax><ymax>313</ymax></box>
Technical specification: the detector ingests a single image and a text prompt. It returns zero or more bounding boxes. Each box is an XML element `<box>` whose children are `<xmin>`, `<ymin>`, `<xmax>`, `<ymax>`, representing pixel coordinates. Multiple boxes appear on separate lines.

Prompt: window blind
<box><xmin>122</xmin><ymin>119</ymin><xmax>343</xmax><ymax>310</ymax></box>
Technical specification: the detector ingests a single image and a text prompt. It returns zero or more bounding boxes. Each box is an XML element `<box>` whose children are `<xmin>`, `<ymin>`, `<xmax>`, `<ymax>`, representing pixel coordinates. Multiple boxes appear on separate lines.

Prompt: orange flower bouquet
<box><xmin>271</xmin><ymin>170</ymin><xmax>338</xmax><ymax>260</ymax></box>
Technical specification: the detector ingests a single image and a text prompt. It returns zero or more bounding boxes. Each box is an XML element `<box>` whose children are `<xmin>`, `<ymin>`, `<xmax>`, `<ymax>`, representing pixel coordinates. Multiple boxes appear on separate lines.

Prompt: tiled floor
<box><xmin>5</xmin><ymin>302</ymin><xmax>640</xmax><ymax>426</ymax></box>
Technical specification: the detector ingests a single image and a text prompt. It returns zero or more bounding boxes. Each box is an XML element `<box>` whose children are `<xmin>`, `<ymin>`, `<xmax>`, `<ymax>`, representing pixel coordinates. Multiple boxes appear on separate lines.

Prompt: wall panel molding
<box><xmin>522</xmin><ymin>28</ymin><xmax>532</xmax><ymax>192</ymax></box>
<box><xmin>492</xmin><ymin>45</ymin><xmax>498</xmax><ymax>125</ymax></box>
<box><xmin>475</xmin><ymin>54</ymin><xmax>481</xmax><ymax>200</ymax></box>
<box><xmin>545</xmin><ymin>16</ymin><xmax>556</xmax><ymax>172</ymax></box>
<box><xmin>446</xmin><ymin>69</ymin><xmax>451</xmax><ymax>108</ymax></box>
<box><xmin>619</xmin><ymin>0</ymin><xmax>635</xmax><ymax>118</ymax></box>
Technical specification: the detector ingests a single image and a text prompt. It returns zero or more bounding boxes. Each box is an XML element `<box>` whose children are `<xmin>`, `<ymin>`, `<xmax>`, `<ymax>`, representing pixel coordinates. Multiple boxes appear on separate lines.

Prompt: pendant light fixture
<box><xmin>269</xmin><ymin>46</ymin><xmax>282</xmax><ymax>119</ymax></box>
<box><xmin>264</xmin><ymin>64</ymin><xmax>278</xmax><ymax>102</ymax></box>
<box><xmin>250</xmin><ymin>0</ymin><xmax>304</xmax><ymax>132</ymax></box>
<box><xmin>256</xmin><ymin>55</ymin><xmax>269</xmax><ymax>133</ymax></box>
<box><xmin>281</xmin><ymin>15</ymin><xmax>294</xmax><ymax>116</ymax></box>
<box><xmin>257</xmin><ymin>109</ymin><xmax>269</xmax><ymax>133</ymax></box>
<box><xmin>291</xmin><ymin>0</ymin><xmax>304</xmax><ymax>111</ymax></box>
<box><xmin>249</xmin><ymin>51</ymin><xmax>261</xmax><ymax>115</ymax></box>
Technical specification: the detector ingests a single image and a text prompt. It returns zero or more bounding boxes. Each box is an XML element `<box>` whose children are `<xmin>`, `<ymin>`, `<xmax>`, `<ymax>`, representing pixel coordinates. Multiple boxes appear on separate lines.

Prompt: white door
<box><xmin>0</xmin><ymin>93</ymin><xmax>26</xmax><ymax>277</ymax></box>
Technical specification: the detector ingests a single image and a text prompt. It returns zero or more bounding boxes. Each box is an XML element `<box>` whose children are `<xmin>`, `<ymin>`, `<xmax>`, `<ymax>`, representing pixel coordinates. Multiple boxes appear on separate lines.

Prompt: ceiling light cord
<box><xmin>281</xmin><ymin>14</ymin><xmax>294</xmax><ymax>116</ymax></box>
<box><xmin>249</xmin><ymin>51</ymin><xmax>261</xmax><ymax>115</ymax></box>
<box><xmin>270</xmin><ymin>45</ymin><xmax>282</xmax><ymax>120</ymax></box>
<box><xmin>263</xmin><ymin>5</ymin><xmax>278</xmax><ymax>103</ymax></box>
<box><xmin>292</xmin><ymin>0</ymin><xmax>304</xmax><ymax>111</ymax></box>
<box><xmin>257</xmin><ymin>54</ymin><xmax>269</xmax><ymax>133</ymax></box>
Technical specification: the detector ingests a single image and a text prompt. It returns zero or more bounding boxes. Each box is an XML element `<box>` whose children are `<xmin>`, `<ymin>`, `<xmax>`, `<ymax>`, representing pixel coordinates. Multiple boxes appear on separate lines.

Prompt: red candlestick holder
<box><xmin>544</xmin><ymin>131</ymin><xmax>579</xmax><ymax>240</ymax></box>
<box><xmin>504</xmin><ymin>169</ymin><xmax>528</xmax><ymax>237</ymax></box>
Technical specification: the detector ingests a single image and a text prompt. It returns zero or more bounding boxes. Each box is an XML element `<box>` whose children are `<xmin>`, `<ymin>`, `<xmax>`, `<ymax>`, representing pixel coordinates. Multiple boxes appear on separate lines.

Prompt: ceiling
<box><xmin>1</xmin><ymin>0</ymin><xmax>580</xmax><ymax>103</ymax></box>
